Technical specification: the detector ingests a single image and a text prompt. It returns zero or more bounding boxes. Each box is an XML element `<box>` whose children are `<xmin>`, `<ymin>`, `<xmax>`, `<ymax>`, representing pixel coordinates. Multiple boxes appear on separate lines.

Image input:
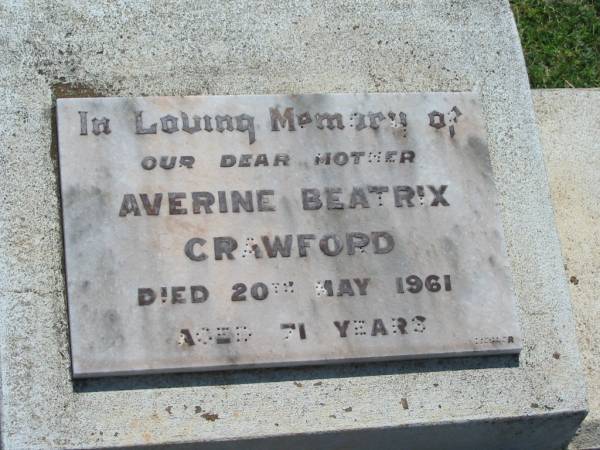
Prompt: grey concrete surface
<box><xmin>0</xmin><ymin>1</ymin><xmax>587</xmax><ymax>449</ymax></box>
<box><xmin>533</xmin><ymin>89</ymin><xmax>600</xmax><ymax>450</ymax></box>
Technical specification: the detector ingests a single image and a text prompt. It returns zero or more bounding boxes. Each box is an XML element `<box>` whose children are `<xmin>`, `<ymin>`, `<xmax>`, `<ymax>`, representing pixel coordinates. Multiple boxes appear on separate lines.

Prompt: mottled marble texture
<box><xmin>57</xmin><ymin>92</ymin><xmax>520</xmax><ymax>377</ymax></box>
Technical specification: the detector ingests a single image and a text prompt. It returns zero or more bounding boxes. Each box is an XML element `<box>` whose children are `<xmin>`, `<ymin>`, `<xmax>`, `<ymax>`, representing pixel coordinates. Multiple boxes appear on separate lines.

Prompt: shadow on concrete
<box><xmin>73</xmin><ymin>353</ymin><xmax>519</xmax><ymax>393</ymax></box>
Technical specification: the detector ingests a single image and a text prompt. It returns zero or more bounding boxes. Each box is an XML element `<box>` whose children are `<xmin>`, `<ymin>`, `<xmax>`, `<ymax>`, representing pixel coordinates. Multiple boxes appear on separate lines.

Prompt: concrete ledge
<box><xmin>0</xmin><ymin>1</ymin><xmax>587</xmax><ymax>449</ymax></box>
<box><xmin>116</xmin><ymin>412</ymin><xmax>587</xmax><ymax>450</ymax></box>
<box><xmin>533</xmin><ymin>88</ymin><xmax>600</xmax><ymax>450</ymax></box>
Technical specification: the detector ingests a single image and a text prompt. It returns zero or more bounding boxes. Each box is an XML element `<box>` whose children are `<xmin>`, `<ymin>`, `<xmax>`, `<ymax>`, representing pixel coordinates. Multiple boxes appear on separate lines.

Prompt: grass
<box><xmin>510</xmin><ymin>0</ymin><xmax>600</xmax><ymax>88</ymax></box>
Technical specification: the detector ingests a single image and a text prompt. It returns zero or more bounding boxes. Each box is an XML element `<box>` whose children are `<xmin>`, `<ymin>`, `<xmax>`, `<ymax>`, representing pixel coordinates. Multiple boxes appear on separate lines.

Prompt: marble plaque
<box><xmin>57</xmin><ymin>92</ymin><xmax>521</xmax><ymax>377</ymax></box>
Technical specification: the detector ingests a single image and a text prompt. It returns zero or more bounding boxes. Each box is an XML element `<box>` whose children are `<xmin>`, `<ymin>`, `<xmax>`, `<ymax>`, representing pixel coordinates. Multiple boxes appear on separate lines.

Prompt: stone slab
<box><xmin>57</xmin><ymin>93</ymin><xmax>520</xmax><ymax>377</ymax></box>
<box><xmin>533</xmin><ymin>89</ymin><xmax>600</xmax><ymax>450</ymax></box>
<box><xmin>0</xmin><ymin>1</ymin><xmax>587</xmax><ymax>449</ymax></box>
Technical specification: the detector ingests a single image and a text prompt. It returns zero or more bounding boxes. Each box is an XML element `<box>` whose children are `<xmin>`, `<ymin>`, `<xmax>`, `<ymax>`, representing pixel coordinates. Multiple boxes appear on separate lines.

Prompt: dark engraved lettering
<box><xmin>181</xmin><ymin>112</ymin><xmax>202</xmax><ymax>134</ymax></box>
<box><xmin>192</xmin><ymin>192</ymin><xmax>215</xmax><ymax>214</ymax></box>
<box><xmin>235</xmin><ymin>113</ymin><xmax>256</xmax><ymax>144</ymax></box>
<box><xmin>349</xmin><ymin>187</ymin><xmax>369</xmax><ymax>209</ymax></box>
<box><xmin>184</xmin><ymin>238</ymin><xmax>207</xmax><ymax>261</ymax></box>
<box><xmin>399</xmin><ymin>111</ymin><xmax>408</xmax><ymax>126</ymax></box>
<box><xmin>119</xmin><ymin>194</ymin><xmax>141</xmax><ymax>217</ymax></box>
<box><xmin>428</xmin><ymin>111</ymin><xmax>445</xmax><ymax>129</ymax></box>
<box><xmin>214</xmin><ymin>236</ymin><xmax>238</xmax><ymax>260</ymax></box>
<box><xmin>350</xmin><ymin>151</ymin><xmax>365</xmax><ymax>164</ymax></box>
<box><xmin>323</xmin><ymin>280</ymin><xmax>334</xmax><ymax>297</ymax></box>
<box><xmin>299</xmin><ymin>323</ymin><xmax>307</xmax><ymax>339</ymax></box>
<box><xmin>238</xmin><ymin>154</ymin><xmax>252</xmax><ymax>167</ymax></box>
<box><xmin>141</xmin><ymin>156</ymin><xmax>157</xmax><ymax>170</ymax></box>
<box><xmin>385</xmin><ymin>151</ymin><xmax>397</xmax><ymax>162</ymax></box>
<box><xmin>190</xmin><ymin>285</ymin><xmax>209</xmax><ymax>303</ymax></box>
<box><xmin>297</xmin><ymin>234</ymin><xmax>316</xmax><ymax>257</ymax></box>
<box><xmin>250</xmin><ymin>282</ymin><xmax>268</xmax><ymax>300</ymax></box>
<box><xmin>315</xmin><ymin>113</ymin><xmax>344</xmax><ymax>130</ymax></box>
<box><xmin>398</xmin><ymin>111</ymin><xmax>408</xmax><ymax>126</ymax></box>
<box><xmin>368</xmin><ymin>111</ymin><xmax>385</xmax><ymax>129</ymax></box>
<box><xmin>203</xmin><ymin>115</ymin><xmax>213</xmax><ymax>131</ymax></box>
<box><xmin>354</xmin><ymin>278</ymin><xmax>370</xmax><ymax>295</ymax></box>
<box><xmin>444</xmin><ymin>274</ymin><xmax>452</xmax><ymax>291</ymax></box>
<box><xmin>92</xmin><ymin>117</ymin><xmax>111</xmax><ymax>135</ymax></box>
<box><xmin>171</xmin><ymin>286</ymin><xmax>186</xmax><ymax>304</ymax></box>
<box><xmin>218</xmin><ymin>191</ymin><xmax>228</xmax><ymax>213</ymax></box>
<box><xmin>416</xmin><ymin>185</ymin><xmax>425</xmax><ymax>205</ymax></box>
<box><xmin>297</xmin><ymin>111</ymin><xmax>312</xmax><ymax>126</ymax></box>
<box><xmin>138</xmin><ymin>288</ymin><xmax>156</xmax><ymax>306</ymax></box>
<box><xmin>326</xmin><ymin>187</ymin><xmax>343</xmax><ymax>209</ymax></box>
<box><xmin>252</xmin><ymin>243</ymin><xmax>263</xmax><ymax>259</ymax></box>
<box><xmin>168</xmin><ymin>192</ymin><xmax>187</xmax><ymax>214</ymax></box>
<box><xmin>397</xmin><ymin>277</ymin><xmax>405</xmax><ymax>294</ymax></box>
<box><xmin>429</xmin><ymin>185</ymin><xmax>449</xmax><ymax>206</ymax></box>
<box><xmin>140</xmin><ymin>193</ymin><xmax>163</xmax><ymax>215</ymax></box>
<box><xmin>216</xmin><ymin>327</ymin><xmax>231</xmax><ymax>344</ymax></box>
<box><xmin>399</xmin><ymin>151</ymin><xmax>415</xmax><ymax>163</ymax></box>
<box><xmin>334</xmin><ymin>320</ymin><xmax>350</xmax><ymax>337</ymax></box>
<box><xmin>215</xmin><ymin>115</ymin><xmax>234</xmax><ymax>133</ymax></box>
<box><xmin>281</xmin><ymin>322</ymin><xmax>307</xmax><ymax>339</ymax></box>
<box><xmin>372</xmin><ymin>231</ymin><xmax>394</xmax><ymax>254</ymax></box>
<box><xmin>337</xmin><ymin>279</ymin><xmax>355</xmax><ymax>296</ymax></box>
<box><xmin>273</xmin><ymin>153</ymin><xmax>289</xmax><ymax>166</ymax></box>
<box><xmin>449</xmin><ymin>106</ymin><xmax>462</xmax><ymax>138</ymax></box>
<box><xmin>160</xmin><ymin>156</ymin><xmax>177</xmax><ymax>169</ymax></box>
<box><xmin>371</xmin><ymin>318</ymin><xmax>388</xmax><ymax>336</ymax></box>
<box><xmin>255</xmin><ymin>154</ymin><xmax>268</xmax><ymax>166</ymax></box>
<box><xmin>257</xmin><ymin>190</ymin><xmax>275</xmax><ymax>211</ymax></box>
<box><xmin>355</xmin><ymin>113</ymin><xmax>367</xmax><ymax>131</ymax></box>
<box><xmin>270</xmin><ymin>107</ymin><xmax>296</xmax><ymax>131</ymax></box>
<box><xmin>398</xmin><ymin>275</ymin><xmax>451</xmax><ymax>294</ymax></box>
<box><xmin>221</xmin><ymin>154</ymin><xmax>236</xmax><ymax>167</ymax></box>
<box><xmin>281</xmin><ymin>323</ymin><xmax>294</xmax><ymax>340</ymax></box>
<box><xmin>333</xmin><ymin>152</ymin><xmax>349</xmax><ymax>165</ymax></box>
<box><xmin>406</xmin><ymin>275</ymin><xmax>423</xmax><ymax>293</ymax></box>
<box><xmin>160</xmin><ymin>114</ymin><xmax>179</xmax><ymax>133</ymax></box>
<box><xmin>368</xmin><ymin>185</ymin><xmax>389</xmax><ymax>196</ymax></box>
<box><xmin>393</xmin><ymin>186</ymin><xmax>415</xmax><ymax>207</ymax></box>
<box><xmin>315</xmin><ymin>153</ymin><xmax>331</xmax><ymax>165</ymax></box>
<box><xmin>179</xmin><ymin>156</ymin><xmax>195</xmax><ymax>168</ymax></box>
<box><xmin>231</xmin><ymin>283</ymin><xmax>247</xmax><ymax>301</ymax></box>
<box><xmin>262</xmin><ymin>235</ymin><xmax>293</xmax><ymax>257</ymax></box>
<box><xmin>79</xmin><ymin>111</ymin><xmax>88</xmax><ymax>135</ymax></box>
<box><xmin>425</xmin><ymin>275</ymin><xmax>441</xmax><ymax>292</ymax></box>
<box><xmin>231</xmin><ymin>191</ymin><xmax>253</xmax><ymax>213</ymax></box>
<box><xmin>135</xmin><ymin>111</ymin><xmax>157</xmax><ymax>134</ymax></box>
<box><xmin>347</xmin><ymin>232</ymin><xmax>370</xmax><ymax>255</ymax></box>
<box><xmin>302</xmin><ymin>188</ymin><xmax>322</xmax><ymax>210</ymax></box>
<box><xmin>319</xmin><ymin>234</ymin><xmax>344</xmax><ymax>256</ymax></box>
<box><xmin>395</xmin><ymin>318</ymin><xmax>408</xmax><ymax>334</ymax></box>
<box><xmin>179</xmin><ymin>329</ymin><xmax>195</xmax><ymax>345</ymax></box>
<box><xmin>412</xmin><ymin>316</ymin><xmax>426</xmax><ymax>333</ymax></box>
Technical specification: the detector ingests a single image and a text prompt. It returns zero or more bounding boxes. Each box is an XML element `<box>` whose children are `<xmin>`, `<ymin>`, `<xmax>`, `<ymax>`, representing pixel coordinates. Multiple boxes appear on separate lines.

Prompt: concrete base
<box><xmin>0</xmin><ymin>1</ymin><xmax>587</xmax><ymax>449</ymax></box>
<box><xmin>533</xmin><ymin>89</ymin><xmax>600</xmax><ymax>450</ymax></box>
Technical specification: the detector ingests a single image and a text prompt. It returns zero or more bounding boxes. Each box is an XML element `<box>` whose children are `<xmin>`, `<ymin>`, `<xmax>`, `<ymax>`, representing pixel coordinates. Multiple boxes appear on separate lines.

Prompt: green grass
<box><xmin>510</xmin><ymin>0</ymin><xmax>600</xmax><ymax>88</ymax></box>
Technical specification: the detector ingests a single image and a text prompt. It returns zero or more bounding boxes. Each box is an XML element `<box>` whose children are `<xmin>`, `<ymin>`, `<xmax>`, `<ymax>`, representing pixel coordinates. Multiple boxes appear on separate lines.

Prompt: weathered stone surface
<box><xmin>58</xmin><ymin>93</ymin><xmax>520</xmax><ymax>377</ymax></box>
<box><xmin>533</xmin><ymin>89</ymin><xmax>600</xmax><ymax>450</ymax></box>
<box><xmin>0</xmin><ymin>1</ymin><xmax>586</xmax><ymax>449</ymax></box>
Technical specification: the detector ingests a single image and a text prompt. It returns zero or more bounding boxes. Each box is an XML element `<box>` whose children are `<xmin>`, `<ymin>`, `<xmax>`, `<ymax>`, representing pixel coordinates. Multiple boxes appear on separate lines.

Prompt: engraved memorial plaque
<box><xmin>57</xmin><ymin>93</ymin><xmax>521</xmax><ymax>377</ymax></box>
